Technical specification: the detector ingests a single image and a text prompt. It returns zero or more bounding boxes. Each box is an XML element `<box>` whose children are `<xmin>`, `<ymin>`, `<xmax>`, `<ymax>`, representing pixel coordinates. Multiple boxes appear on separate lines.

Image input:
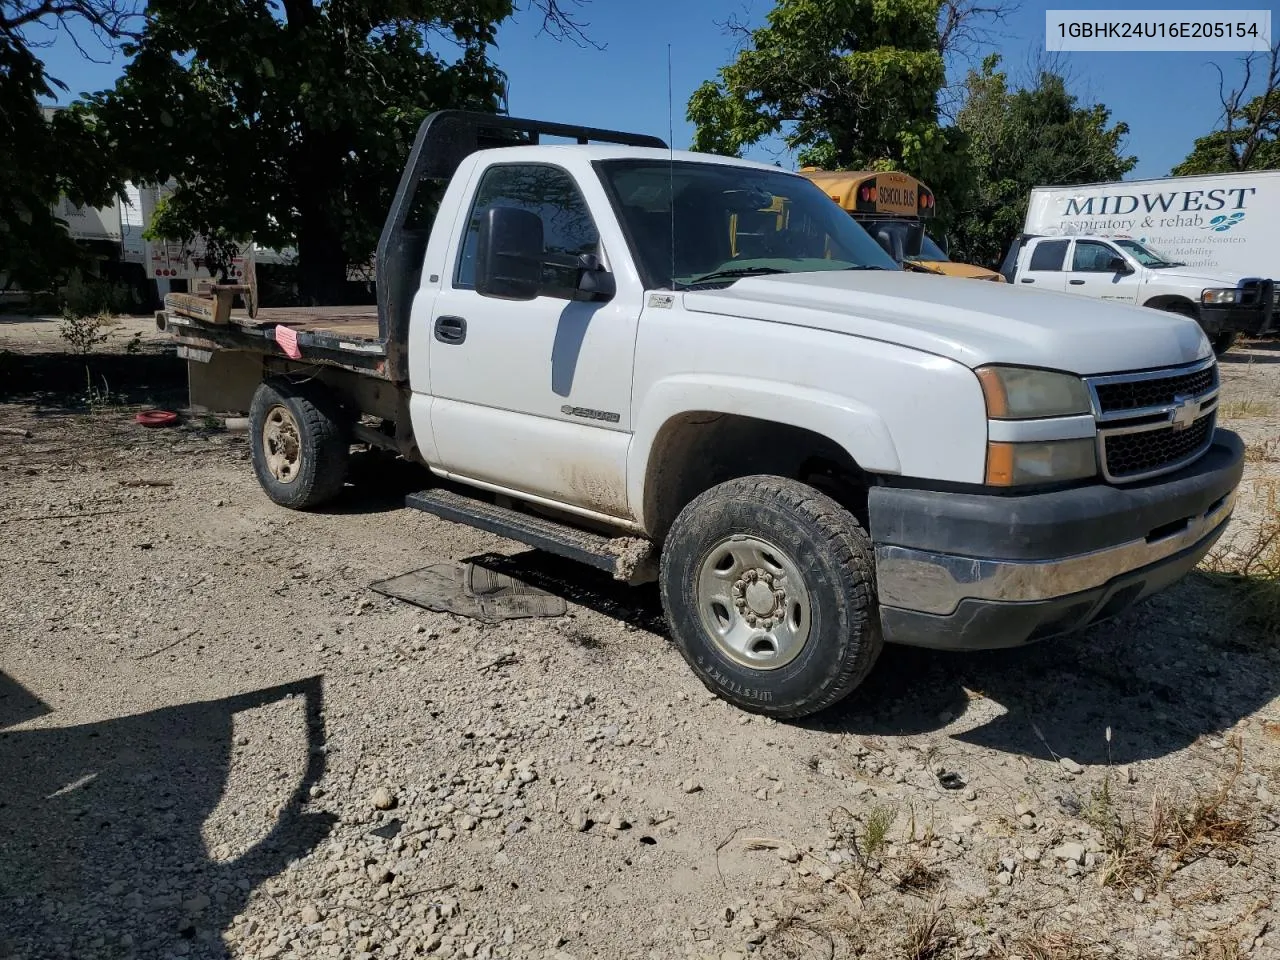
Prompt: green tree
<box><xmin>686</xmin><ymin>0</ymin><xmax>990</xmax><ymax>232</ymax></box>
<box><xmin>1</xmin><ymin>1</ymin><xmax>136</xmax><ymax>292</ymax></box>
<box><xmin>952</xmin><ymin>55</ymin><xmax>1136</xmax><ymax>268</ymax></box>
<box><xmin>88</xmin><ymin>0</ymin><xmax>589</xmax><ymax>303</ymax></box>
<box><xmin>1173</xmin><ymin>43</ymin><xmax>1280</xmax><ymax>175</ymax></box>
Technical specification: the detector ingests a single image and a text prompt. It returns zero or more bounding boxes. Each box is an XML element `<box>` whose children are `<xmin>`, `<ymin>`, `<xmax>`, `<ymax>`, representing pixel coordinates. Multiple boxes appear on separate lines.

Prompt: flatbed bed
<box><xmin>160</xmin><ymin>301</ymin><xmax>391</xmax><ymax>379</ymax></box>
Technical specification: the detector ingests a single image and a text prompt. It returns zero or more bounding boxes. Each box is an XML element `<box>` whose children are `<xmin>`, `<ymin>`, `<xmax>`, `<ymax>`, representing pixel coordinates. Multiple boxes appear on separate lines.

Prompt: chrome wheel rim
<box><xmin>262</xmin><ymin>405</ymin><xmax>302</xmax><ymax>484</ymax></box>
<box><xmin>695</xmin><ymin>535</ymin><xmax>812</xmax><ymax>670</ymax></box>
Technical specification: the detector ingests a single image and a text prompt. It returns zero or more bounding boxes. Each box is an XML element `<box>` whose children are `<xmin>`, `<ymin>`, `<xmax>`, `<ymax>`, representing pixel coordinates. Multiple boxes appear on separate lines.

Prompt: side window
<box><xmin>1071</xmin><ymin>241</ymin><xmax>1119</xmax><ymax>273</ymax></box>
<box><xmin>1027</xmin><ymin>239</ymin><xmax>1068</xmax><ymax>272</ymax></box>
<box><xmin>455</xmin><ymin>164</ymin><xmax>600</xmax><ymax>298</ymax></box>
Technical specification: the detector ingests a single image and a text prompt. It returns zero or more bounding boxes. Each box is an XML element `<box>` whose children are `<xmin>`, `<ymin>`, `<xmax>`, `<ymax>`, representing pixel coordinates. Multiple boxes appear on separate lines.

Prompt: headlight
<box><xmin>986</xmin><ymin>439</ymin><xmax>1097</xmax><ymax>486</ymax></box>
<box><xmin>975</xmin><ymin>365</ymin><xmax>1091</xmax><ymax>419</ymax></box>
<box><xmin>1201</xmin><ymin>288</ymin><xmax>1239</xmax><ymax>305</ymax></box>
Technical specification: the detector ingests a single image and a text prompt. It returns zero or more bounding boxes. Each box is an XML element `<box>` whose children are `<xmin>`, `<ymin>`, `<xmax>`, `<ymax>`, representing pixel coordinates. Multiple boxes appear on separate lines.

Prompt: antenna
<box><xmin>668</xmin><ymin>42</ymin><xmax>675</xmax><ymax>290</ymax></box>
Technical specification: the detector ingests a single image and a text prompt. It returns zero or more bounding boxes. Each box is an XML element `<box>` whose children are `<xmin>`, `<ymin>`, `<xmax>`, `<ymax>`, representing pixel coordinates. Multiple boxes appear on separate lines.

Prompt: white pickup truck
<box><xmin>1002</xmin><ymin>233</ymin><xmax>1275</xmax><ymax>356</ymax></box>
<box><xmin>160</xmin><ymin>111</ymin><xmax>1245</xmax><ymax>719</ymax></box>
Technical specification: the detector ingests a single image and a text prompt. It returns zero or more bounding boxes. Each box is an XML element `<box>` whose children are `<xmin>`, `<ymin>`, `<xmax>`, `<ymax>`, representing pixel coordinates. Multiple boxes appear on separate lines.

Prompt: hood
<box><xmin>682</xmin><ymin>270</ymin><xmax>1211</xmax><ymax>375</ymax></box>
<box><xmin>1148</xmin><ymin>266</ymin><xmax>1249</xmax><ymax>288</ymax></box>
<box><xmin>910</xmin><ymin>259</ymin><xmax>1005</xmax><ymax>282</ymax></box>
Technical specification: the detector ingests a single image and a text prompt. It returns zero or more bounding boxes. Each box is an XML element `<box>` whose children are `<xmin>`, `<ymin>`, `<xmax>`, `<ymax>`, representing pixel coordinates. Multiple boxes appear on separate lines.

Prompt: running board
<box><xmin>405</xmin><ymin>488</ymin><xmax>658</xmax><ymax>585</ymax></box>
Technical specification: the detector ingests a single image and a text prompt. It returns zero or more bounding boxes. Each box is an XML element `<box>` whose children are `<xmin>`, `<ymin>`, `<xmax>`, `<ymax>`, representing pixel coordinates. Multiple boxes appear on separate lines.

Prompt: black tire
<box><xmin>659</xmin><ymin>475</ymin><xmax>883</xmax><ymax>719</ymax></box>
<box><xmin>248</xmin><ymin>377</ymin><xmax>351</xmax><ymax>509</ymax></box>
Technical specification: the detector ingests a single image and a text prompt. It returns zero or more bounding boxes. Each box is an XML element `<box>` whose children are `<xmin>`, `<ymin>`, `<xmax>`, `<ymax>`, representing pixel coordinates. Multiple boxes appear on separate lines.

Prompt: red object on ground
<box><xmin>135</xmin><ymin>410</ymin><xmax>179</xmax><ymax>428</ymax></box>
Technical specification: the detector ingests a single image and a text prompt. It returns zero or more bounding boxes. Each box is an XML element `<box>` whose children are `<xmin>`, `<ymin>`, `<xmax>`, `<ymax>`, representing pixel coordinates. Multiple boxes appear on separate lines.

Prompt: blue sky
<box><xmin>33</xmin><ymin>0</ymin><xmax>1280</xmax><ymax>181</ymax></box>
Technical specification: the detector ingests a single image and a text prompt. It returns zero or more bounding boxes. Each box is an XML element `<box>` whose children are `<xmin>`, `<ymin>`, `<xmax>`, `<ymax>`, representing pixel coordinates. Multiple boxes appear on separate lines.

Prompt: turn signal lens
<box><xmin>985</xmin><ymin>439</ymin><xmax>1097</xmax><ymax>486</ymax></box>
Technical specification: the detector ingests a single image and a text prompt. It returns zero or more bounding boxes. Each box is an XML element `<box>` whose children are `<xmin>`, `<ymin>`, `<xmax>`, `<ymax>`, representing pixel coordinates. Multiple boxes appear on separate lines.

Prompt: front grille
<box><xmin>1094</xmin><ymin>365</ymin><xmax>1218</xmax><ymax>413</ymax></box>
<box><xmin>1240</xmin><ymin>278</ymin><xmax>1274</xmax><ymax>309</ymax></box>
<box><xmin>1103</xmin><ymin>413</ymin><xmax>1215</xmax><ymax>479</ymax></box>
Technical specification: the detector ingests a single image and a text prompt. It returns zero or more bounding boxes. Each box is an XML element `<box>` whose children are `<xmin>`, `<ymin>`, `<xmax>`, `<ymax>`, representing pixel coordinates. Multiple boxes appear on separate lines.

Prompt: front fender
<box><xmin>627</xmin><ymin>375</ymin><xmax>901</xmax><ymax>529</ymax></box>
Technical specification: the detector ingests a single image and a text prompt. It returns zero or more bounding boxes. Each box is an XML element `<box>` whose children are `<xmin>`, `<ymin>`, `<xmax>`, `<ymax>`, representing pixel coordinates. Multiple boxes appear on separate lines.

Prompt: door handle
<box><xmin>1069</xmin><ymin>279</ymin><xmax>1085</xmax><ymax>285</ymax></box>
<box><xmin>434</xmin><ymin>315</ymin><xmax>467</xmax><ymax>344</ymax></box>
<box><xmin>1020</xmin><ymin>278</ymin><xmax>1035</xmax><ymax>284</ymax></box>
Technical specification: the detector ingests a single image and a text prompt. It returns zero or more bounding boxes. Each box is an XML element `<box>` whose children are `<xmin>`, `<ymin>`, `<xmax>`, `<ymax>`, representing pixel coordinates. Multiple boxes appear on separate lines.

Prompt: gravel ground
<box><xmin>1</xmin><ymin>318</ymin><xmax>1278</xmax><ymax>960</ymax></box>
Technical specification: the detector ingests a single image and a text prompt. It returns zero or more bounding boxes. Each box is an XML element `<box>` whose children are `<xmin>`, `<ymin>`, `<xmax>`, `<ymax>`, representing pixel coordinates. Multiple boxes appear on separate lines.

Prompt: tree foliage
<box><xmin>685</xmin><ymin>0</ymin><xmax>1017</xmax><ymax>232</ymax></box>
<box><xmin>88</xmin><ymin>0</ymin><xmax>588</xmax><ymax>302</ymax></box>
<box><xmin>950</xmin><ymin>55</ymin><xmax>1136</xmax><ymax>267</ymax></box>
<box><xmin>0</xmin><ymin>1</ymin><xmax>136</xmax><ymax>291</ymax></box>
<box><xmin>1173</xmin><ymin>43</ymin><xmax>1280</xmax><ymax>175</ymax></box>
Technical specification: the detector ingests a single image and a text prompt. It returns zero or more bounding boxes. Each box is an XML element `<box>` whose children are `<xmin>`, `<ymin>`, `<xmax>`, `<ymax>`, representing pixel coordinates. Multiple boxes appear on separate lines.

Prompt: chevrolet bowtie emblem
<box><xmin>1169</xmin><ymin>394</ymin><xmax>1198</xmax><ymax>432</ymax></box>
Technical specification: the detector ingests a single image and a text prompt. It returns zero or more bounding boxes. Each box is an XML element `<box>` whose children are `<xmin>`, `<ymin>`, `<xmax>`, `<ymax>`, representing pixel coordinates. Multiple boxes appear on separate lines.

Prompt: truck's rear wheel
<box><xmin>249</xmin><ymin>378</ymin><xmax>350</xmax><ymax>509</ymax></box>
<box><xmin>659</xmin><ymin>476</ymin><xmax>883</xmax><ymax>719</ymax></box>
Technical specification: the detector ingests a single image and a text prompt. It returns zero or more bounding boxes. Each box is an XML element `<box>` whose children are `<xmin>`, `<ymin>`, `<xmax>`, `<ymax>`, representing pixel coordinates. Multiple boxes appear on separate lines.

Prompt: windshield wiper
<box><xmin>846</xmin><ymin>265</ymin><xmax>889</xmax><ymax>270</ymax></box>
<box><xmin>683</xmin><ymin>266</ymin><xmax>788</xmax><ymax>286</ymax></box>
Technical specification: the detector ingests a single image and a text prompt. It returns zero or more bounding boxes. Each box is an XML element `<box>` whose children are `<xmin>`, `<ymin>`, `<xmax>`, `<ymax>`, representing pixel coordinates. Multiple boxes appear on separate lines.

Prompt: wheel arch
<box><xmin>629</xmin><ymin>378</ymin><xmax>899</xmax><ymax>540</ymax></box>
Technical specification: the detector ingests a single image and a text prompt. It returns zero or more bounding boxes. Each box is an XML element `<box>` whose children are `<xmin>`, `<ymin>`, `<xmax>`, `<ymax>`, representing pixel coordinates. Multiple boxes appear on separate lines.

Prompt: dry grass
<box><xmin>901</xmin><ymin>897</ymin><xmax>953</xmax><ymax>960</ymax></box>
<box><xmin>1218</xmin><ymin>398</ymin><xmax>1276</xmax><ymax>420</ymax></box>
<box><xmin>1243</xmin><ymin>437</ymin><xmax>1280</xmax><ymax>463</ymax></box>
<box><xmin>1091</xmin><ymin>739</ymin><xmax>1255</xmax><ymax>892</ymax></box>
<box><xmin>1201</xmin><ymin>479</ymin><xmax>1280</xmax><ymax>641</ymax></box>
<box><xmin>1149</xmin><ymin>740</ymin><xmax>1253</xmax><ymax>875</ymax></box>
<box><xmin>993</xmin><ymin>931</ymin><xmax>1107</xmax><ymax>960</ymax></box>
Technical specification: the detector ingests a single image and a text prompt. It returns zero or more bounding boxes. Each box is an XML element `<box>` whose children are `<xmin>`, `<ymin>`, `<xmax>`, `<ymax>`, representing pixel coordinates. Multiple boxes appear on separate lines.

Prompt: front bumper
<box><xmin>868</xmin><ymin>430</ymin><xmax>1245</xmax><ymax>650</ymax></box>
<box><xmin>1200</xmin><ymin>303</ymin><xmax>1273</xmax><ymax>337</ymax></box>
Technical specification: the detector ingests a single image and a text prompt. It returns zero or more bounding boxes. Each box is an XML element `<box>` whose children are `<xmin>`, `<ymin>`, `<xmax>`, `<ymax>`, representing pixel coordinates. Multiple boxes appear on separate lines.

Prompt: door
<box><xmin>426</xmin><ymin>162</ymin><xmax>638</xmax><ymax>519</ymax></box>
<box><xmin>1065</xmin><ymin>240</ymin><xmax>1142</xmax><ymax>304</ymax></box>
<box><xmin>1016</xmin><ymin>238</ymin><xmax>1069</xmax><ymax>291</ymax></box>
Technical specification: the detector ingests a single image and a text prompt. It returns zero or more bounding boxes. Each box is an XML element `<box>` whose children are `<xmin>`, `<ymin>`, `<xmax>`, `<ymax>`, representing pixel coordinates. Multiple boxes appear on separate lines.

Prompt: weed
<box><xmin>59</xmin><ymin>310</ymin><xmax>116</xmax><ymax>355</ymax></box>
<box><xmin>901</xmin><ymin>897</ymin><xmax>952</xmax><ymax>960</ymax></box>
<box><xmin>1218</xmin><ymin>398</ymin><xmax>1275</xmax><ymax>420</ymax></box>
<box><xmin>1149</xmin><ymin>739</ymin><xmax>1252</xmax><ymax>878</ymax></box>
<box><xmin>59</xmin><ymin>272</ymin><xmax>138</xmax><ymax>317</ymax></box>
<box><xmin>994</xmin><ymin>931</ymin><xmax>1106</xmax><ymax>959</ymax></box>
<box><xmin>1243</xmin><ymin>438</ymin><xmax>1279</xmax><ymax>462</ymax></box>
<box><xmin>1201</xmin><ymin>512</ymin><xmax>1280</xmax><ymax>640</ymax></box>
<box><xmin>861</xmin><ymin>804</ymin><xmax>893</xmax><ymax>860</ymax></box>
<box><xmin>894</xmin><ymin>855</ymin><xmax>943</xmax><ymax>892</ymax></box>
<box><xmin>78</xmin><ymin>368</ymin><xmax>126</xmax><ymax>409</ymax></box>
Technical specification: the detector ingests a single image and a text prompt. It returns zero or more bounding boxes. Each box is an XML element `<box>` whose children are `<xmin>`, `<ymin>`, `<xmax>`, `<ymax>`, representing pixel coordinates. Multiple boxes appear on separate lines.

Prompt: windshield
<box><xmin>1112</xmin><ymin>238</ymin><xmax>1181</xmax><ymax>268</ymax></box>
<box><xmin>917</xmin><ymin>232</ymin><xmax>949</xmax><ymax>262</ymax></box>
<box><xmin>595</xmin><ymin>159</ymin><xmax>899</xmax><ymax>289</ymax></box>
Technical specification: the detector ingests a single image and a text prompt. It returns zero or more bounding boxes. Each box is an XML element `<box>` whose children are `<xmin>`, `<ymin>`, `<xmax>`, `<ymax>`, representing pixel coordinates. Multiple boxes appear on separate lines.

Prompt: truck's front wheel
<box><xmin>659</xmin><ymin>476</ymin><xmax>883</xmax><ymax>719</ymax></box>
<box><xmin>249</xmin><ymin>378</ymin><xmax>351</xmax><ymax>509</ymax></box>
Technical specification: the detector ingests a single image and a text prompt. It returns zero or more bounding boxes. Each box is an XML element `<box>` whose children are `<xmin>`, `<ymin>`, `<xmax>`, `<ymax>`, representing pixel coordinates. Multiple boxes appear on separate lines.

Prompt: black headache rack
<box><xmin>374</xmin><ymin>110</ymin><xmax>667</xmax><ymax>380</ymax></box>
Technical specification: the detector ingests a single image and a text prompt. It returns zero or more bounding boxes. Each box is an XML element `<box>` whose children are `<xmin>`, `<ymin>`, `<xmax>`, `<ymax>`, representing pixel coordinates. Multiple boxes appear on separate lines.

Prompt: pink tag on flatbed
<box><xmin>274</xmin><ymin>325</ymin><xmax>301</xmax><ymax>359</ymax></box>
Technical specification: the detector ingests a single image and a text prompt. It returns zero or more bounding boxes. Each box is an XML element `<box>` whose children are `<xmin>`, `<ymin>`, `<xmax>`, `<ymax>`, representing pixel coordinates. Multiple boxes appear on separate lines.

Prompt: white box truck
<box><xmin>1022</xmin><ymin>170</ymin><xmax>1280</xmax><ymax>280</ymax></box>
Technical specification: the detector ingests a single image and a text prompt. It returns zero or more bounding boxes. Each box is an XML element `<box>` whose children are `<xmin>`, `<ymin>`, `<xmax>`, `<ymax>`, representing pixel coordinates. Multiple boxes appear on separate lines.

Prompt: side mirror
<box><xmin>1107</xmin><ymin>255</ymin><xmax>1133</xmax><ymax>274</ymax></box>
<box><xmin>575</xmin><ymin>253</ymin><xmax>616</xmax><ymax>301</ymax></box>
<box><xmin>476</xmin><ymin>205</ymin><xmax>543</xmax><ymax>300</ymax></box>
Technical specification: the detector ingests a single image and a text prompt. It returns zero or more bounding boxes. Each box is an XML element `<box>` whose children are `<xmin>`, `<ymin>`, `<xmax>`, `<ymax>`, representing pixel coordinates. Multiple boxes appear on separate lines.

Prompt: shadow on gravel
<box><xmin>0</xmin><ymin>350</ymin><xmax>188</xmax><ymax>407</ymax></box>
<box><xmin>810</xmin><ymin>575</ymin><xmax>1280</xmax><ymax>766</ymax></box>
<box><xmin>318</xmin><ymin>449</ymin><xmax>433</xmax><ymax>516</ymax></box>
<box><xmin>0</xmin><ymin>674</ymin><xmax>335</xmax><ymax>960</ymax></box>
<box><xmin>475</xmin><ymin>549</ymin><xmax>1278</xmax><ymax>767</ymax></box>
<box><xmin>465</xmin><ymin>549</ymin><xmax>667</xmax><ymax>634</ymax></box>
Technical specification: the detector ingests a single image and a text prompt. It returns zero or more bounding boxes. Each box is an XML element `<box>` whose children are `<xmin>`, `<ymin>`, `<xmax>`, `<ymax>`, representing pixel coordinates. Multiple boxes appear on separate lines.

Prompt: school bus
<box><xmin>798</xmin><ymin>169</ymin><xmax>1005</xmax><ymax>282</ymax></box>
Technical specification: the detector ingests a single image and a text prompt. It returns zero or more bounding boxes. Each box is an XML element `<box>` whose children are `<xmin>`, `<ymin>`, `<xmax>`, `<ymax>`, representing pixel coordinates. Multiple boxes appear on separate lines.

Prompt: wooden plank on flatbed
<box><xmin>234</xmin><ymin>306</ymin><xmax>382</xmax><ymax>342</ymax></box>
